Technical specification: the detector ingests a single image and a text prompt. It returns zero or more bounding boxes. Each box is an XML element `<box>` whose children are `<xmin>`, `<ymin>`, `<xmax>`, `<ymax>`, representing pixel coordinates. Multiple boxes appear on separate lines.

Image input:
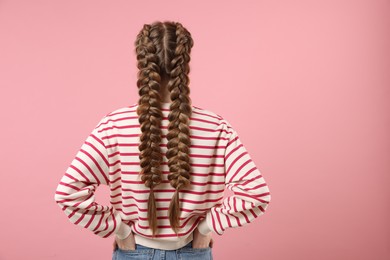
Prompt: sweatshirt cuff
<box><xmin>197</xmin><ymin>217</ymin><xmax>212</xmax><ymax>235</ymax></box>
<box><xmin>115</xmin><ymin>220</ymin><xmax>132</xmax><ymax>239</ymax></box>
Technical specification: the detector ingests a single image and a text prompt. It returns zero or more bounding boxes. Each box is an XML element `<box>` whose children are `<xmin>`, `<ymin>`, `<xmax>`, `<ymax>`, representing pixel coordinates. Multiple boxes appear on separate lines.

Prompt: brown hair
<box><xmin>134</xmin><ymin>21</ymin><xmax>194</xmax><ymax>237</ymax></box>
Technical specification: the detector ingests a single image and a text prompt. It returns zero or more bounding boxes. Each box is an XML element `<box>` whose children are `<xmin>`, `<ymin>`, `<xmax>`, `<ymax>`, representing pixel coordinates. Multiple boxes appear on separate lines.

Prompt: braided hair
<box><xmin>134</xmin><ymin>21</ymin><xmax>194</xmax><ymax>237</ymax></box>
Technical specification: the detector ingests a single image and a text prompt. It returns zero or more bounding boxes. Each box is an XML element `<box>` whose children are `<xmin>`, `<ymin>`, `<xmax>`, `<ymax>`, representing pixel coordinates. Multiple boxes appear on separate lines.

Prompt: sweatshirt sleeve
<box><xmin>197</xmin><ymin>120</ymin><xmax>271</xmax><ymax>236</ymax></box>
<box><xmin>54</xmin><ymin>117</ymin><xmax>132</xmax><ymax>239</ymax></box>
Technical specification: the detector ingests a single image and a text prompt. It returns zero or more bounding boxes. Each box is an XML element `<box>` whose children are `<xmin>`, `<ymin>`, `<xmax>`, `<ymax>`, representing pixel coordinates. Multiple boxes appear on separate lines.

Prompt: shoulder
<box><xmin>191</xmin><ymin>104</ymin><xmax>234</xmax><ymax>134</ymax></box>
<box><xmin>92</xmin><ymin>104</ymin><xmax>138</xmax><ymax>132</ymax></box>
<box><xmin>105</xmin><ymin>103</ymin><xmax>138</xmax><ymax>119</ymax></box>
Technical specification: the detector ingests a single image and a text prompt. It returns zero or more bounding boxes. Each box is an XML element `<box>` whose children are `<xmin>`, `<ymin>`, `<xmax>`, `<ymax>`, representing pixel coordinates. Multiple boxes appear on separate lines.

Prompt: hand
<box><xmin>192</xmin><ymin>227</ymin><xmax>213</xmax><ymax>249</ymax></box>
<box><xmin>113</xmin><ymin>232</ymin><xmax>136</xmax><ymax>251</ymax></box>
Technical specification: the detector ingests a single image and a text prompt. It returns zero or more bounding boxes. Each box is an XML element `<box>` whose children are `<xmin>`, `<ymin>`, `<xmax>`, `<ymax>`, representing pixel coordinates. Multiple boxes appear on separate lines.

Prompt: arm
<box><xmin>54</xmin><ymin>117</ymin><xmax>131</xmax><ymax>239</ymax></box>
<box><xmin>197</xmin><ymin>121</ymin><xmax>271</xmax><ymax>235</ymax></box>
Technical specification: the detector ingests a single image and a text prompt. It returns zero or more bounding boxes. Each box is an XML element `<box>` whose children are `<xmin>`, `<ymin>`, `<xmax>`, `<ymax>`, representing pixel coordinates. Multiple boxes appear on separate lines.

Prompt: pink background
<box><xmin>0</xmin><ymin>0</ymin><xmax>389</xmax><ymax>259</ymax></box>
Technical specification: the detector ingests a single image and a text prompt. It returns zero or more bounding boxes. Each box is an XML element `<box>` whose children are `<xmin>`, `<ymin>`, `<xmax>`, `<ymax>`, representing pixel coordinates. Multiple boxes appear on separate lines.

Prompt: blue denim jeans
<box><xmin>112</xmin><ymin>240</ymin><xmax>213</xmax><ymax>260</ymax></box>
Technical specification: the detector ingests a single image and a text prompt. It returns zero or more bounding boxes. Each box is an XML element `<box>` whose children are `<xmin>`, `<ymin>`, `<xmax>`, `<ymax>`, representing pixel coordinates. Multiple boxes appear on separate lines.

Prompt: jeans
<box><xmin>112</xmin><ymin>240</ymin><xmax>213</xmax><ymax>260</ymax></box>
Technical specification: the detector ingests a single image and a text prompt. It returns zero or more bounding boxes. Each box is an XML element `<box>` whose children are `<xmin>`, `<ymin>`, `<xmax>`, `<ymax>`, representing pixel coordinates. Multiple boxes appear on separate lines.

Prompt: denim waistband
<box><xmin>135</xmin><ymin>240</ymin><xmax>192</xmax><ymax>250</ymax></box>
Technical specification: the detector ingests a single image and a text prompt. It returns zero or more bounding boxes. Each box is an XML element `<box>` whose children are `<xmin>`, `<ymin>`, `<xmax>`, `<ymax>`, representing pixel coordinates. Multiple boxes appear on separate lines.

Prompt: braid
<box><xmin>135</xmin><ymin>24</ymin><xmax>164</xmax><ymax>238</ymax></box>
<box><xmin>166</xmin><ymin>22</ymin><xmax>194</xmax><ymax>235</ymax></box>
<box><xmin>134</xmin><ymin>21</ymin><xmax>194</xmax><ymax>237</ymax></box>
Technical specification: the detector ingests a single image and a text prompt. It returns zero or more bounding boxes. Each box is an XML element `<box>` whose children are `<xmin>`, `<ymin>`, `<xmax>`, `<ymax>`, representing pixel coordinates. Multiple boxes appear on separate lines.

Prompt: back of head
<box><xmin>134</xmin><ymin>21</ymin><xmax>194</xmax><ymax>237</ymax></box>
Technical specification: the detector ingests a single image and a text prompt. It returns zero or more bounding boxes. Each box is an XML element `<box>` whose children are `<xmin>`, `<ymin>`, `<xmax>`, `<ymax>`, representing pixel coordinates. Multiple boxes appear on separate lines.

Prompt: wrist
<box><xmin>197</xmin><ymin>217</ymin><xmax>212</xmax><ymax>235</ymax></box>
<box><xmin>115</xmin><ymin>221</ymin><xmax>132</xmax><ymax>240</ymax></box>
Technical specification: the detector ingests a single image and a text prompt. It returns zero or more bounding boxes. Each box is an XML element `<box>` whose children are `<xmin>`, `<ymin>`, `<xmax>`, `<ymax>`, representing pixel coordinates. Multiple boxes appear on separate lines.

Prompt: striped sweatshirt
<box><xmin>54</xmin><ymin>102</ymin><xmax>271</xmax><ymax>250</ymax></box>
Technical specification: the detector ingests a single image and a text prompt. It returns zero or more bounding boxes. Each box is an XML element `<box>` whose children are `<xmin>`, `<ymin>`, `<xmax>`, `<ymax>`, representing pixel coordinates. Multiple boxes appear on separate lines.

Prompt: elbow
<box><xmin>54</xmin><ymin>192</ymin><xmax>63</xmax><ymax>208</ymax></box>
<box><xmin>54</xmin><ymin>185</ymin><xmax>67</xmax><ymax>207</ymax></box>
<box><xmin>259</xmin><ymin>191</ymin><xmax>271</xmax><ymax>213</ymax></box>
<box><xmin>253</xmin><ymin>187</ymin><xmax>271</xmax><ymax>213</ymax></box>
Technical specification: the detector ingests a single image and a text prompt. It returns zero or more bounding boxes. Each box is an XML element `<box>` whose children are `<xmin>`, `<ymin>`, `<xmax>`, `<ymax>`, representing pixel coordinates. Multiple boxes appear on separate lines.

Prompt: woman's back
<box><xmin>54</xmin><ymin>101</ymin><xmax>271</xmax><ymax>250</ymax></box>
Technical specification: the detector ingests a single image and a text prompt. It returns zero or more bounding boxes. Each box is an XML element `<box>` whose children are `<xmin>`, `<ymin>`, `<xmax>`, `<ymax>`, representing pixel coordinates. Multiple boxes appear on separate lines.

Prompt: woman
<box><xmin>54</xmin><ymin>20</ymin><xmax>271</xmax><ymax>260</ymax></box>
